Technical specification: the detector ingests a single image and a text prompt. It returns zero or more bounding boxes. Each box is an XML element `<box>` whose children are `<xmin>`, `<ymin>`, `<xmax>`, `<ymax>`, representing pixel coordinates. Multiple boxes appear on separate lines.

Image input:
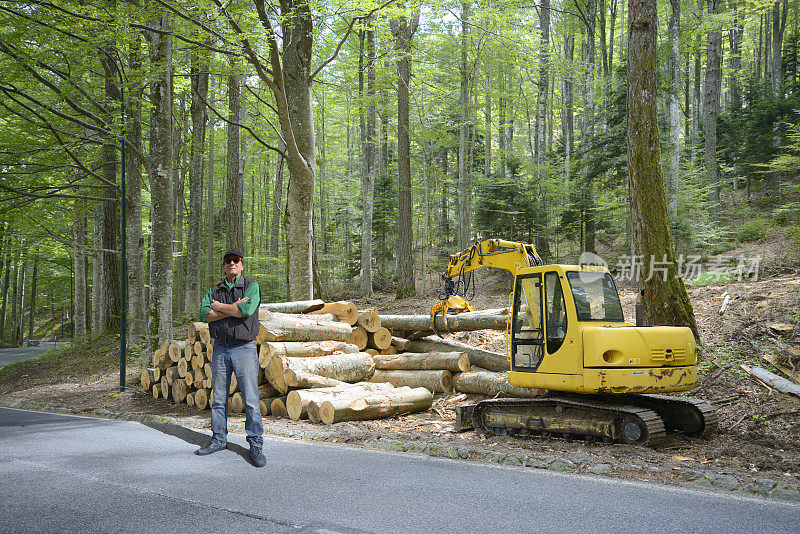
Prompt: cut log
<box><xmin>357</xmin><ymin>308</ymin><xmax>381</xmax><ymax>332</ymax></box>
<box><xmin>408</xmin><ymin>336</ymin><xmax>509</xmax><ymax>372</ymax></box>
<box><xmin>391</xmin><ymin>336</ymin><xmax>411</xmax><ymax>350</ymax></box>
<box><xmin>310</xmin><ymin>301</ymin><xmax>359</xmax><ymax>325</ymax></box>
<box><xmin>184</xmin><ymin>377</ymin><xmax>193</xmax><ymax>389</ymax></box>
<box><xmin>259</xmin><ymin>299</ymin><xmax>325</xmax><ymax>314</ymax></box>
<box><xmin>257</xmin><ymin>310</ymin><xmax>353</xmax><ymax>343</ymax></box>
<box><xmin>370</xmin><ymin>369</ymin><xmax>452</xmax><ymax>393</ymax></box>
<box><xmin>307</xmin><ymin>400</ymin><xmax>322</xmax><ymax>423</ymax></box>
<box><xmin>156</xmin><ymin>349</ymin><xmax>172</xmax><ymax>370</ymax></box>
<box><xmin>152</xmin><ymin>384</ymin><xmax>161</xmax><ymax>398</ymax></box>
<box><xmin>160</xmin><ymin>376</ymin><xmax>170</xmax><ymax>401</ymax></box>
<box><xmin>365</xmin><ymin>349</ymin><xmax>379</xmax><ymax>356</ymax></box>
<box><xmin>204</xmin><ymin>362</ymin><xmax>212</xmax><ymax>379</ymax></box>
<box><xmin>270</xmin><ymin>340</ymin><xmax>360</xmax><ymax>358</ymax></box>
<box><xmin>367</xmin><ymin>327</ymin><xmax>392</xmax><ymax>350</ymax></box>
<box><xmin>258</xmin><ymin>343</ymin><xmax>274</xmax><ymax>368</ymax></box>
<box><xmin>193</xmin><ymin>368</ymin><xmax>206</xmax><ymax>388</ymax></box>
<box><xmin>186</xmin><ymin>391</ymin><xmax>195</xmax><ymax>407</ymax></box>
<box><xmin>740</xmin><ymin>364</ymin><xmax>800</xmax><ymax>396</ymax></box>
<box><xmin>380</xmin><ymin>346</ymin><xmax>398</xmax><ymax>355</ymax></box>
<box><xmin>177</xmin><ymin>357</ymin><xmax>189</xmax><ymax>378</ymax></box>
<box><xmin>194</xmin><ymin>341</ymin><xmax>204</xmax><ymax>356</ymax></box>
<box><xmin>270</xmin><ymin>396</ymin><xmax>289</xmax><ymax>418</ymax></box>
<box><xmin>204</xmin><ymin>379</ymin><xmax>211</xmax><ymax>389</ymax></box>
<box><xmin>452</xmin><ymin>369</ymin><xmax>546</xmax><ymax>398</ymax></box>
<box><xmin>169</xmin><ymin>340</ymin><xmax>187</xmax><ymax>363</ymax></box>
<box><xmin>172</xmin><ymin>379</ymin><xmax>189</xmax><ymax>403</ymax></box>
<box><xmin>319</xmin><ymin>386</ymin><xmax>433</xmax><ymax>425</ymax></box>
<box><xmin>230</xmin><ymin>392</ymin><xmax>244</xmax><ymax>413</ymax></box>
<box><xmin>189</xmin><ymin>322</ymin><xmax>208</xmax><ymax>341</ymax></box>
<box><xmin>194</xmin><ymin>388</ymin><xmax>209</xmax><ymax>410</ymax></box>
<box><xmin>381</xmin><ymin>310</ymin><xmax>507</xmax><ymax>335</ymax></box>
<box><xmin>207</xmin><ymin>343</ymin><xmax>213</xmax><ymax>360</ymax></box>
<box><xmin>152</xmin><ymin>366</ymin><xmax>161</xmax><ymax>382</ymax></box>
<box><xmin>140</xmin><ymin>368</ymin><xmax>156</xmax><ymax>391</ymax></box>
<box><xmin>349</xmin><ymin>326</ymin><xmax>369</xmax><ymax>350</ymax></box>
<box><xmin>373</xmin><ymin>351</ymin><xmax>470</xmax><ymax>372</ymax></box>
<box><xmin>165</xmin><ymin>365</ymin><xmax>180</xmax><ymax>385</ymax></box>
<box><xmin>184</xmin><ymin>341</ymin><xmax>192</xmax><ymax>360</ymax></box>
<box><xmin>259</xmin><ymin>383</ymin><xmax>280</xmax><ymax>399</ymax></box>
<box><xmin>284</xmin><ymin>370</ymin><xmax>347</xmax><ymax>389</ymax></box>
<box><xmin>268</xmin><ymin>353</ymin><xmax>376</xmax><ymax>394</ymax></box>
<box><xmin>285</xmin><ymin>382</ymin><xmax>394</xmax><ymax>420</ymax></box>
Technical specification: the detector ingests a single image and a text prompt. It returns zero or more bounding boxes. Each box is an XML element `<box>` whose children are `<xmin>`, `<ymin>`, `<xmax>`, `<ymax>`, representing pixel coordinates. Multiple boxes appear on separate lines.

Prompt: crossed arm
<box><xmin>204</xmin><ymin>297</ymin><xmax>249</xmax><ymax>322</ymax></box>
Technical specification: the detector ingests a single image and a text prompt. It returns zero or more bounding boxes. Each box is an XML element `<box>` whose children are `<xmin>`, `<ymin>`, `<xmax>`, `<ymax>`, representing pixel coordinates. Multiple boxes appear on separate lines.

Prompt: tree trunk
<box><xmin>564</xmin><ymin>34</ymin><xmax>574</xmax><ymax>184</ymax></box>
<box><xmin>453</xmin><ymin>369</ymin><xmax>545</xmax><ymax>397</ymax></box>
<box><xmin>370</xmin><ymin>369</ymin><xmax>452</xmax><ymax>393</ymax></box>
<box><xmin>380</xmin><ymin>310</ymin><xmax>507</xmax><ymax>335</ymax></box>
<box><xmin>536</xmin><ymin>0</ymin><xmax>550</xmax><ymax>167</ymax></box>
<box><xmin>484</xmin><ymin>71</ymin><xmax>491</xmax><ymax>178</ymax></box>
<box><xmin>319</xmin><ymin>386</ymin><xmax>432</xmax><ymax>425</ymax></box>
<box><xmin>280</xmin><ymin>0</ymin><xmax>317</xmax><ymax>301</ymax></box>
<box><xmin>372</xmin><ymin>351</ymin><xmax>470</xmax><ymax>372</ymax></box>
<box><xmin>667</xmin><ymin>0</ymin><xmax>681</xmax><ymax>220</ymax></box>
<box><xmin>408</xmin><ymin>336</ymin><xmax>508</xmax><ymax>372</ymax></box>
<box><xmin>391</xmin><ymin>10</ymin><xmax>419</xmax><ymax>299</ymax></box>
<box><xmin>268</xmin><ymin>352</ymin><xmax>375</xmax><ymax>393</ymax></box>
<box><xmin>186</xmin><ymin>46</ymin><xmax>209</xmax><ymax>315</ymax></box>
<box><xmin>628</xmin><ymin>0</ymin><xmax>698</xmax><ymax>336</ymax></box>
<box><xmin>73</xmin><ymin>209</ymin><xmax>87</xmax><ymax>337</ymax></box>
<box><xmin>580</xmin><ymin>0</ymin><xmax>597</xmax><ymax>253</ymax></box>
<box><xmin>458</xmin><ymin>1</ymin><xmax>470</xmax><ymax>251</ymax></box>
<box><xmin>257</xmin><ymin>309</ymin><xmax>353</xmax><ymax>343</ymax></box>
<box><xmin>361</xmin><ymin>24</ymin><xmax>376</xmax><ymax>298</ymax></box>
<box><xmin>270</xmin><ymin>143</ymin><xmax>285</xmax><ymax>256</ymax></box>
<box><xmin>286</xmin><ymin>382</ymin><xmax>392</xmax><ymax>420</ymax></box>
<box><xmin>0</xmin><ymin>237</ymin><xmax>10</xmax><ymax>339</ymax></box>
<box><xmin>126</xmin><ymin>34</ymin><xmax>146</xmax><ymax>343</ymax></box>
<box><xmin>259</xmin><ymin>300</ymin><xmax>324</xmax><ymax>314</ymax></box>
<box><xmin>309</xmin><ymin>300</ymin><xmax>359</xmax><ymax>324</ymax></box>
<box><xmin>226</xmin><ymin>67</ymin><xmax>244</xmax><ymax>253</ymax></box>
<box><xmin>283</xmin><ymin>370</ymin><xmax>347</xmax><ymax>389</ymax></box>
<box><xmin>27</xmin><ymin>257</ymin><xmax>37</xmax><ymax>342</ymax></box>
<box><xmin>704</xmin><ymin>0</ymin><xmax>721</xmax><ymax>216</ymax></box>
<box><xmin>207</xmin><ymin>74</ymin><xmax>216</xmax><ymax>287</ymax></box>
<box><xmin>147</xmin><ymin>11</ymin><xmax>174</xmax><ymax>350</ymax></box>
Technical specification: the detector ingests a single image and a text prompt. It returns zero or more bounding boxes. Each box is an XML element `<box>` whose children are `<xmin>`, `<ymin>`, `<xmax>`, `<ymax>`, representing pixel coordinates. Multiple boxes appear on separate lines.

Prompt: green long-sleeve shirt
<box><xmin>199</xmin><ymin>275</ymin><xmax>260</xmax><ymax>322</ymax></box>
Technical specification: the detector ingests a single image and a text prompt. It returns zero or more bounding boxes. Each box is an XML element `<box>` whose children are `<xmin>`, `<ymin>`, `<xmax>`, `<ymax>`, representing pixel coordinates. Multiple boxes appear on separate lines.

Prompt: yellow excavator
<box><xmin>436</xmin><ymin>239</ymin><xmax>716</xmax><ymax>446</ymax></box>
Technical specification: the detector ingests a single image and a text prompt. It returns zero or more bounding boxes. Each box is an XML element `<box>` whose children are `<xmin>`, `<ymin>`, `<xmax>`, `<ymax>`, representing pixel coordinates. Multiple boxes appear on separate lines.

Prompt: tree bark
<box><xmin>391</xmin><ymin>9</ymin><xmax>419</xmax><ymax>299</ymax></box>
<box><xmin>286</xmin><ymin>382</ymin><xmax>392</xmax><ymax>420</ymax></box>
<box><xmin>284</xmin><ymin>370</ymin><xmax>347</xmax><ymax>389</ymax></box>
<box><xmin>380</xmin><ymin>310</ymin><xmax>507</xmax><ymax>335</ymax></box>
<box><xmin>126</xmin><ymin>34</ymin><xmax>146</xmax><ymax>343</ymax></box>
<box><xmin>458</xmin><ymin>1</ymin><xmax>471</xmax><ymax>251</ymax></box>
<box><xmin>186</xmin><ymin>45</ymin><xmax>209</xmax><ymax>314</ymax></box>
<box><xmin>257</xmin><ymin>309</ymin><xmax>353</xmax><ymax>343</ymax></box>
<box><xmin>704</xmin><ymin>0</ymin><xmax>721</xmax><ymax>216</ymax></box>
<box><xmin>268</xmin><ymin>352</ymin><xmax>375</xmax><ymax>393</ymax></box>
<box><xmin>408</xmin><ymin>336</ymin><xmax>508</xmax><ymax>372</ymax></box>
<box><xmin>319</xmin><ymin>386</ymin><xmax>432</xmax><ymax>425</ymax></box>
<box><xmin>226</xmin><ymin>67</ymin><xmax>244</xmax><ymax>253</ymax></box>
<box><xmin>73</xmin><ymin>209</ymin><xmax>87</xmax><ymax>337</ymax></box>
<box><xmin>370</xmin><ymin>369</ymin><xmax>452</xmax><ymax>393</ymax></box>
<box><xmin>27</xmin><ymin>257</ymin><xmax>37</xmax><ymax>342</ymax></box>
<box><xmin>259</xmin><ymin>299</ymin><xmax>324</xmax><ymax>314</ymax></box>
<box><xmin>206</xmin><ymin>74</ymin><xmax>216</xmax><ymax>288</ymax></box>
<box><xmin>360</xmin><ymin>23</ymin><xmax>376</xmax><ymax>298</ymax></box>
<box><xmin>628</xmin><ymin>0</ymin><xmax>698</xmax><ymax>336</ymax></box>
<box><xmin>372</xmin><ymin>351</ymin><xmax>470</xmax><ymax>372</ymax></box>
<box><xmin>147</xmin><ymin>11</ymin><xmax>174</xmax><ymax>350</ymax></box>
<box><xmin>453</xmin><ymin>369</ymin><xmax>546</xmax><ymax>397</ymax></box>
<box><xmin>667</xmin><ymin>0</ymin><xmax>681</xmax><ymax>220</ymax></box>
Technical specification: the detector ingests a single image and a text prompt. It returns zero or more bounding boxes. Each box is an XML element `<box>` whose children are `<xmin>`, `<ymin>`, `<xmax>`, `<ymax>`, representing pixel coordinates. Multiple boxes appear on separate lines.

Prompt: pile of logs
<box><xmin>141</xmin><ymin>298</ymin><xmax>543</xmax><ymax>426</ymax></box>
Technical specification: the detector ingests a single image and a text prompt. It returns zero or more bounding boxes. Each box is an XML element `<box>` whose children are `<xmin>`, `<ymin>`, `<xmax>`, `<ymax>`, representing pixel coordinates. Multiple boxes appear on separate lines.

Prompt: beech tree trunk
<box><xmin>373</xmin><ymin>351</ymin><xmax>470</xmax><ymax>372</ymax></box>
<box><xmin>453</xmin><ymin>369</ymin><xmax>545</xmax><ymax>397</ymax></box>
<box><xmin>284</xmin><ymin>370</ymin><xmax>347</xmax><ymax>389</ymax></box>
<box><xmin>360</xmin><ymin>23</ymin><xmax>376</xmax><ymax>298</ymax></box>
<box><xmin>147</xmin><ymin>11</ymin><xmax>174</xmax><ymax>350</ymax></box>
<box><xmin>667</xmin><ymin>0</ymin><xmax>680</xmax><ymax>220</ymax></box>
<box><xmin>408</xmin><ymin>336</ymin><xmax>508</xmax><ymax>372</ymax></box>
<box><xmin>370</xmin><ymin>369</ymin><xmax>452</xmax><ymax>393</ymax></box>
<box><xmin>390</xmin><ymin>9</ymin><xmax>419</xmax><ymax>299</ymax></box>
<box><xmin>319</xmin><ymin>386</ymin><xmax>432</xmax><ymax>425</ymax></box>
<box><xmin>268</xmin><ymin>352</ymin><xmax>375</xmax><ymax>393</ymax></box>
<box><xmin>259</xmin><ymin>300</ymin><xmax>324</xmax><ymax>314</ymax></box>
<box><xmin>628</xmin><ymin>0</ymin><xmax>698</xmax><ymax>336</ymax></box>
<box><xmin>186</xmin><ymin>46</ymin><xmax>209</xmax><ymax>314</ymax></box>
<box><xmin>257</xmin><ymin>310</ymin><xmax>353</xmax><ymax>343</ymax></box>
<box><xmin>73</xmin><ymin>209</ymin><xmax>87</xmax><ymax>337</ymax></box>
<box><xmin>380</xmin><ymin>310</ymin><xmax>507</xmax><ymax>335</ymax></box>
<box><xmin>226</xmin><ymin>68</ymin><xmax>244</xmax><ymax>253</ymax></box>
<box><xmin>286</xmin><ymin>382</ymin><xmax>392</xmax><ymax>420</ymax></box>
<box><xmin>704</xmin><ymin>0</ymin><xmax>721</xmax><ymax>216</ymax></box>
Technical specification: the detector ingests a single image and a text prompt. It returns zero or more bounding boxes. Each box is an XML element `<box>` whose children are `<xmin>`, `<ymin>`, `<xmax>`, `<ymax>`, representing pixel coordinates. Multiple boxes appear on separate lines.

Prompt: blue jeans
<box><xmin>210</xmin><ymin>340</ymin><xmax>264</xmax><ymax>447</ymax></box>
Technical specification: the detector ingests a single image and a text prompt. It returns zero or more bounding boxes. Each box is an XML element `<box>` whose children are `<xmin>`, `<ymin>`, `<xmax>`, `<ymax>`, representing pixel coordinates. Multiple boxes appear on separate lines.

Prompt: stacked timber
<box><xmin>141</xmin><ymin>300</ymin><xmax>540</xmax><ymax>426</ymax></box>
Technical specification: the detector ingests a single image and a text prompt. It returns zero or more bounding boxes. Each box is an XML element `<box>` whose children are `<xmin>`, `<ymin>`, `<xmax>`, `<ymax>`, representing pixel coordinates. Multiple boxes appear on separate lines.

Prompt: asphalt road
<box><xmin>0</xmin><ymin>406</ymin><xmax>797</xmax><ymax>534</ymax></box>
<box><xmin>0</xmin><ymin>342</ymin><xmax>57</xmax><ymax>367</ymax></box>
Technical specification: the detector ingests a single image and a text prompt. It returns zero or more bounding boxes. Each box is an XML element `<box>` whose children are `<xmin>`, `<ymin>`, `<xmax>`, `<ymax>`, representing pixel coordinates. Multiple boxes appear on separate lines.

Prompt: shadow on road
<box><xmin>141</xmin><ymin>421</ymin><xmax>251</xmax><ymax>462</ymax></box>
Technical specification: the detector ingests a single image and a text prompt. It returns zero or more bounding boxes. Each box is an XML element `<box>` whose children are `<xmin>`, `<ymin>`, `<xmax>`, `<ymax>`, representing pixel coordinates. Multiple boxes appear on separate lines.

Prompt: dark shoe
<box><xmin>250</xmin><ymin>445</ymin><xmax>266</xmax><ymax>467</ymax></box>
<box><xmin>195</xmin><ymin>442</ymin><xmax>226</xmax><ymax>455</ymax></box>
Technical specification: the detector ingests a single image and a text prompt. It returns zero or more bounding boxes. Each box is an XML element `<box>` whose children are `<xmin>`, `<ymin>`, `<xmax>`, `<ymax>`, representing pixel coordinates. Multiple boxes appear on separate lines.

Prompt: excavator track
<box><xmin>468</xmin><ymin>396</ymin><xmax>669</xmax><ymax>447</ymax></box>
<box><xmin>460</xmin><ymin>394</ymin><xmax>717</xmax><ymax>447</ymax></box>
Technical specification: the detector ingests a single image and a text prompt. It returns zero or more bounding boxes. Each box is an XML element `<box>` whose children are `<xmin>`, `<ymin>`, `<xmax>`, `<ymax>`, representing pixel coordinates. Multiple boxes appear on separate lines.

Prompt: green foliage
<box><xmin>735</xmin><ymin>220</ymin><xmax>769</xmax><ymax>243</ymax></box>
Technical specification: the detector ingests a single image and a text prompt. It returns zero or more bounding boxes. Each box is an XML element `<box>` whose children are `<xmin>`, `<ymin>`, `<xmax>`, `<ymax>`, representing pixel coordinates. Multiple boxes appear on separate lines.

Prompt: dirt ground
<box><xmin>1</xmin><ymin>270</ymin><xmax>799</xmax><ymax>491</ymax></box>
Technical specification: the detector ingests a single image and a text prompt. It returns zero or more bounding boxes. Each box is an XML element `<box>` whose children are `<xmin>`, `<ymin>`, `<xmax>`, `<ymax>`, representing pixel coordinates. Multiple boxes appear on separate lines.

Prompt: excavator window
<box><xmin>545</xmin><ymin>272</ymin><xmax>567</xmax><ymax>354</ymax></box>
<box><xmin>511</xmin><ymin>274</ymin><xmax>544</xmax><ymax>371</ymax></box>
<box><xmin>565</xmin><ymin>272</ymin><xmax>625</xmax><ymax>322</ymax></box>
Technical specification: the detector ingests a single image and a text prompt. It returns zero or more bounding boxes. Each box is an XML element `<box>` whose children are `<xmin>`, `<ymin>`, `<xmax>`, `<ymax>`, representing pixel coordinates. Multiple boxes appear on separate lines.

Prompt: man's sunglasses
<box><xmin>223</xmin><ymin>257</ymin><xmax>241</xmax><ymax>264</ymax></box>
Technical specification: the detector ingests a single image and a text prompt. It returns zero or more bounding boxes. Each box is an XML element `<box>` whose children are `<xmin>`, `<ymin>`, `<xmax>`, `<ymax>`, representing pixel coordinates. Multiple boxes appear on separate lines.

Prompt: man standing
<box><xmin>196</xmin><ymin>250</ymin><xmax>266</xmax><ymax>467</ymax></box>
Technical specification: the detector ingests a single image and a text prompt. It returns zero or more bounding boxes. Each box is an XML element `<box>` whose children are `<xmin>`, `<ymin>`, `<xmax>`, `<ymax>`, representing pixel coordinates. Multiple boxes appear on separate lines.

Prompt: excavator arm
<box><xmin>431</xmin><ymin>240</ymin><xmax>544</xmax><ymax>332</ymax></box>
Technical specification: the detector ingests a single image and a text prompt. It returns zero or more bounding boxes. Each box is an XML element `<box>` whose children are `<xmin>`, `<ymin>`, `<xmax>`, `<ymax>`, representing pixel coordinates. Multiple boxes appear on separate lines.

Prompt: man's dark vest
<box><xmin>208</xmin><ymin>276</ymin><xmax>260</xmax><ymax>346</ymax></box>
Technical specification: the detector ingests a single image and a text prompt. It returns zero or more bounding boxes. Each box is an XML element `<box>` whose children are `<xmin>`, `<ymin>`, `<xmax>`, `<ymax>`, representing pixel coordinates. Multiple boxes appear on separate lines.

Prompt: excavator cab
<box><xmin>507</xmin><ymin>265</ymin><xmax>699</xmax><ymax>395</ymax></box>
